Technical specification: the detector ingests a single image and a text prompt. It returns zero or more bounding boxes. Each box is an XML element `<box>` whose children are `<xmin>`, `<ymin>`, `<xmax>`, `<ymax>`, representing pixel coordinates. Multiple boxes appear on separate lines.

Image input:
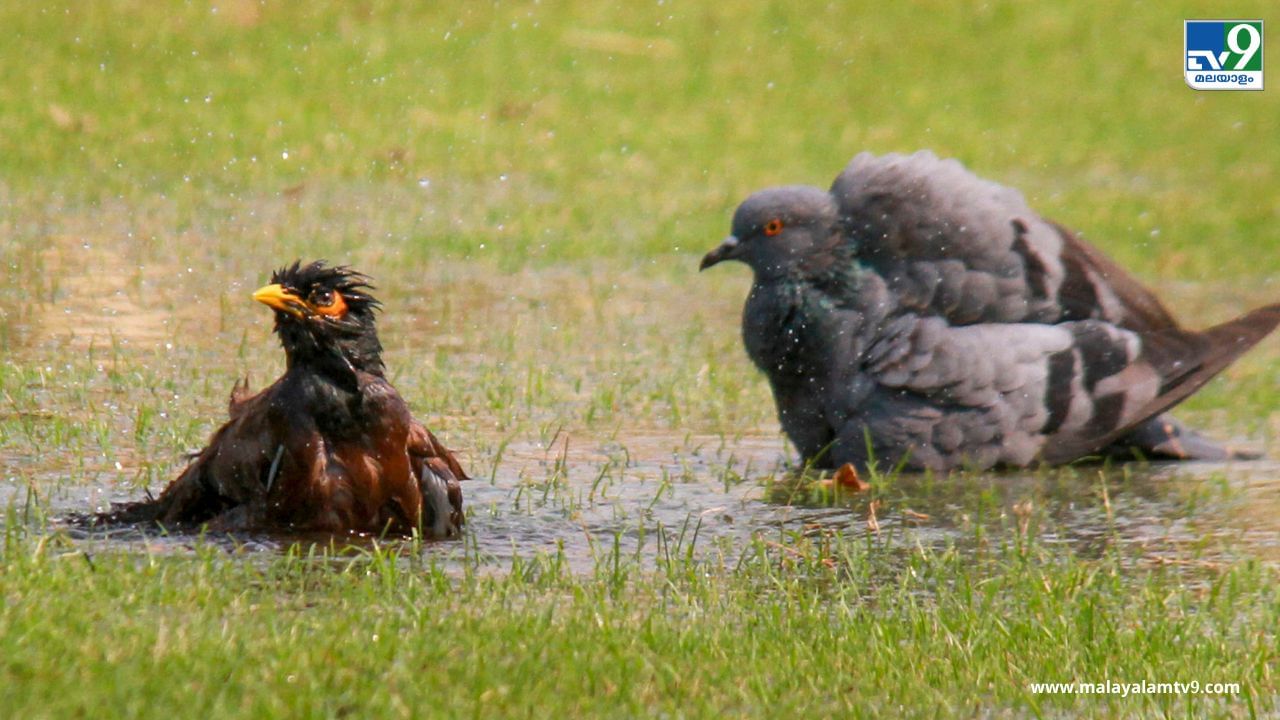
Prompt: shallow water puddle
<box><xmin>462</xmin><ymin>447</ymin><xmax>1280</xmax><ymax>572</ymax></box>
<box><xmin>17</xmin><ymin>435</ymin><xmax>1280</xmax><ymax>574</ymax></box>
<box><xmin>4</xmin><ymin>213</ymin><xmax>1279</xmax><ymax>572</ymax></box>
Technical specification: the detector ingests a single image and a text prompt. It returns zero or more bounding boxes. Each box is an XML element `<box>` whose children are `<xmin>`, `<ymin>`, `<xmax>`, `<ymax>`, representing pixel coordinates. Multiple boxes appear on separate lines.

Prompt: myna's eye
<box><xmin>764</xmin><ymin>219</ymin><xmax>784</xmax><ymax>237</ymax></box>
<box><xmin>309</xmin><ymin>289</ymin><xmax>348</xmax><ymax>317</ymax></box>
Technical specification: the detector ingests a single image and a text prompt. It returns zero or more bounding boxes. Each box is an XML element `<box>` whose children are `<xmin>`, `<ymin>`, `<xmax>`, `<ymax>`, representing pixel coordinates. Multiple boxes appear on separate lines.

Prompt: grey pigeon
<box><xmin>701</xmin><ymin>151</ymin><xmax>1280</xmax><ymax>472</ymax></box>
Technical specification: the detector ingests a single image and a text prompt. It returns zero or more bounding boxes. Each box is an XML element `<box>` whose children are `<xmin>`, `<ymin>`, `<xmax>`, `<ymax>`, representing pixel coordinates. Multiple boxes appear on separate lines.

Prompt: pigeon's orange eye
<box><xmin>764</xmin><ymin>219</ymin><xmax>784</xmax><ymax>237</ymax></box>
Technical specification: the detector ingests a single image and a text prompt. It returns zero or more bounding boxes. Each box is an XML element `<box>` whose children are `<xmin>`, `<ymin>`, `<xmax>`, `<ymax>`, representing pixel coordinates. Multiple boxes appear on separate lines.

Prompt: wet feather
<box><xmin>702</xmin><ymin>151</ymin><xmax>1280</xmax><ymax>471</ymax></box>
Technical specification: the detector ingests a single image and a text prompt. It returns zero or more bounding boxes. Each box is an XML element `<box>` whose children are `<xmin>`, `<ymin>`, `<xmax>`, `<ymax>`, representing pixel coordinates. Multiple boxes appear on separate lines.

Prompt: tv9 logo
<box><xmin>1185</xmin><ymin>20</ymin><xmax>1263</xmax><ymax>90</ymax></box>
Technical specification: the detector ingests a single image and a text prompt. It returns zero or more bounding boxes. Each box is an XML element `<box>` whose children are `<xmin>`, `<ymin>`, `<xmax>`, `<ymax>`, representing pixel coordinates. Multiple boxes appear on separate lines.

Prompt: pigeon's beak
<box><xmin>699</xmin><ymin>236</ymin><xmax>741</xmax><ymax>271</ymax></box>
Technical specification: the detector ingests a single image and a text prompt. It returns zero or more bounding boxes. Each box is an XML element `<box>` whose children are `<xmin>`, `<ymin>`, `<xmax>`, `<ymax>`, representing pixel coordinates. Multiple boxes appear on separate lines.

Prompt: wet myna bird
<box><xmin>701</xmin><ymin>151</ymin><xmax>1280</xmax><ymax>472</ymax></box>
<box><xmin>103</xmin><ymin>260</ymin><xmax>466</xmax><ymax>537</ymax></box>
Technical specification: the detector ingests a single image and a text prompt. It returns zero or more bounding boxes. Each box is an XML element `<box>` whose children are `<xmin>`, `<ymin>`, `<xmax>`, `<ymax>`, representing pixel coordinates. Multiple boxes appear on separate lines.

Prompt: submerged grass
<box><xmin>2</xmin><ymin>1</ymin><xmax>1280</xmax><ymax>717</ymax></box>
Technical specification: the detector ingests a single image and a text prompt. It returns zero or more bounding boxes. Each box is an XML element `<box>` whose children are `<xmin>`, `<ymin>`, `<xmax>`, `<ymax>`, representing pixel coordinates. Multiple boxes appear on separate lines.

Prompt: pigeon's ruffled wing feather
<box><xmin>1041</xmin><ymin>303</ymin><xmax>1280</xmax><ymax>462</ymax></box>
<box><xmin>841</xmin><ymin>304</ymin><xmax>1280</xmax><ymax>470</ymax></box>
<box><xmin>830</xmin><ymin>151</ymin><xmax>1179</xmax><ymax>331</ymax></box>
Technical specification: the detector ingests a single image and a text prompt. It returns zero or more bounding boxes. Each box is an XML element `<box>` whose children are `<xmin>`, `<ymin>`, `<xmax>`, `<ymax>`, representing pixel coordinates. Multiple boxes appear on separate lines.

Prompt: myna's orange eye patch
<box><xmin>310</xmin><ymin>290</ymin><xmax>347</xmax><ymax>317</ymax></box>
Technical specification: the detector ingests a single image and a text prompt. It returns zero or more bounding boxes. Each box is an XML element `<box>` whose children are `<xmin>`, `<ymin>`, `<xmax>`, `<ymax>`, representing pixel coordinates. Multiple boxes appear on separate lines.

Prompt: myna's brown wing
<box><xmin>101</xmin><ymin>387</ymin><xmax>280</xmax><ymax>527</ymax></box>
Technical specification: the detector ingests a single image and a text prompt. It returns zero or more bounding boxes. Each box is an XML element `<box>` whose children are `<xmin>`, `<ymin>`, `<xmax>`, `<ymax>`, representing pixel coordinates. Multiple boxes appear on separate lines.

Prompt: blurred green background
<box><xmin>3</xmin><ymin>0</ymin><xmax>1276</xmax><ymax>274</ymax></box>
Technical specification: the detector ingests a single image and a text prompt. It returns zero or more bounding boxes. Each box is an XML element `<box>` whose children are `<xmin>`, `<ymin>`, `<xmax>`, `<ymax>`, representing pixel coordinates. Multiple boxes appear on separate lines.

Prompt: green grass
<box><xmin>3</xmin><ymin>523</ymin><xmax>1277</xmax><ymax>718</ymax></box>
<box><xmin>2</xmin><ymin>1</ymin><xmax>1280</xmax><ymax>717</ymax></box>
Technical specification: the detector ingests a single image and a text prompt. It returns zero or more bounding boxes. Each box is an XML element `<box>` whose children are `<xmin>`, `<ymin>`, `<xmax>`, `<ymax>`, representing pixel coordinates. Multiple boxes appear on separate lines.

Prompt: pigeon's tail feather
<box><xmin>1199</xmin><ymin>302</ymin><xmax>1280</xmax><ymax>358</ymax></box>
<box><xmin>1150</xmin><ymin>303</ymin><xmax>1280</xmax><ymax>411</ymax></box>
<box><xmin>1045</xmin><ymin>303</ymin><xmax>1280</xmax><ymax>464</ymax></box>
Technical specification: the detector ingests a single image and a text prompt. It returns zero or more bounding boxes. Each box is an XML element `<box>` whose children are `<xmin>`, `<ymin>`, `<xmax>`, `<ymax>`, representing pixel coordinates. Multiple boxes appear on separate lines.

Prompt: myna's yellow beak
<box><xmin>252</xmin><ymin>283</ymin><xmax>308</xmax><ymax>317</ymax></box>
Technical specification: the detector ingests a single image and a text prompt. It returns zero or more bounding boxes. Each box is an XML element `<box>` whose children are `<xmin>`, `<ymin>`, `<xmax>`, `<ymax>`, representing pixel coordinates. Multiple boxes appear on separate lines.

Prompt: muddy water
<box><xmin>25</xmin><ymin>436</ymin><xmax>1280</xmax><ymax>574</ymax></box>
<box><xmin>4</xmin><ymin>205</ymin><xmax>1280</xmax><ymax>571</ymax></box>
<box><xmin>460</xmin><ymin>442</ymin><xmax>1280</xmax><ymax>572</ymax></box>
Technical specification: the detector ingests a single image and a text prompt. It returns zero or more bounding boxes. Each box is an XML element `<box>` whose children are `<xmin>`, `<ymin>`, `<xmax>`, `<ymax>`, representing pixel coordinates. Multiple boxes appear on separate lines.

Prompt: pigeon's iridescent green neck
<box><xmin>794</xmin><ymin>235</ymin><xmax>870</xmax><ymax>302</ymax></box>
